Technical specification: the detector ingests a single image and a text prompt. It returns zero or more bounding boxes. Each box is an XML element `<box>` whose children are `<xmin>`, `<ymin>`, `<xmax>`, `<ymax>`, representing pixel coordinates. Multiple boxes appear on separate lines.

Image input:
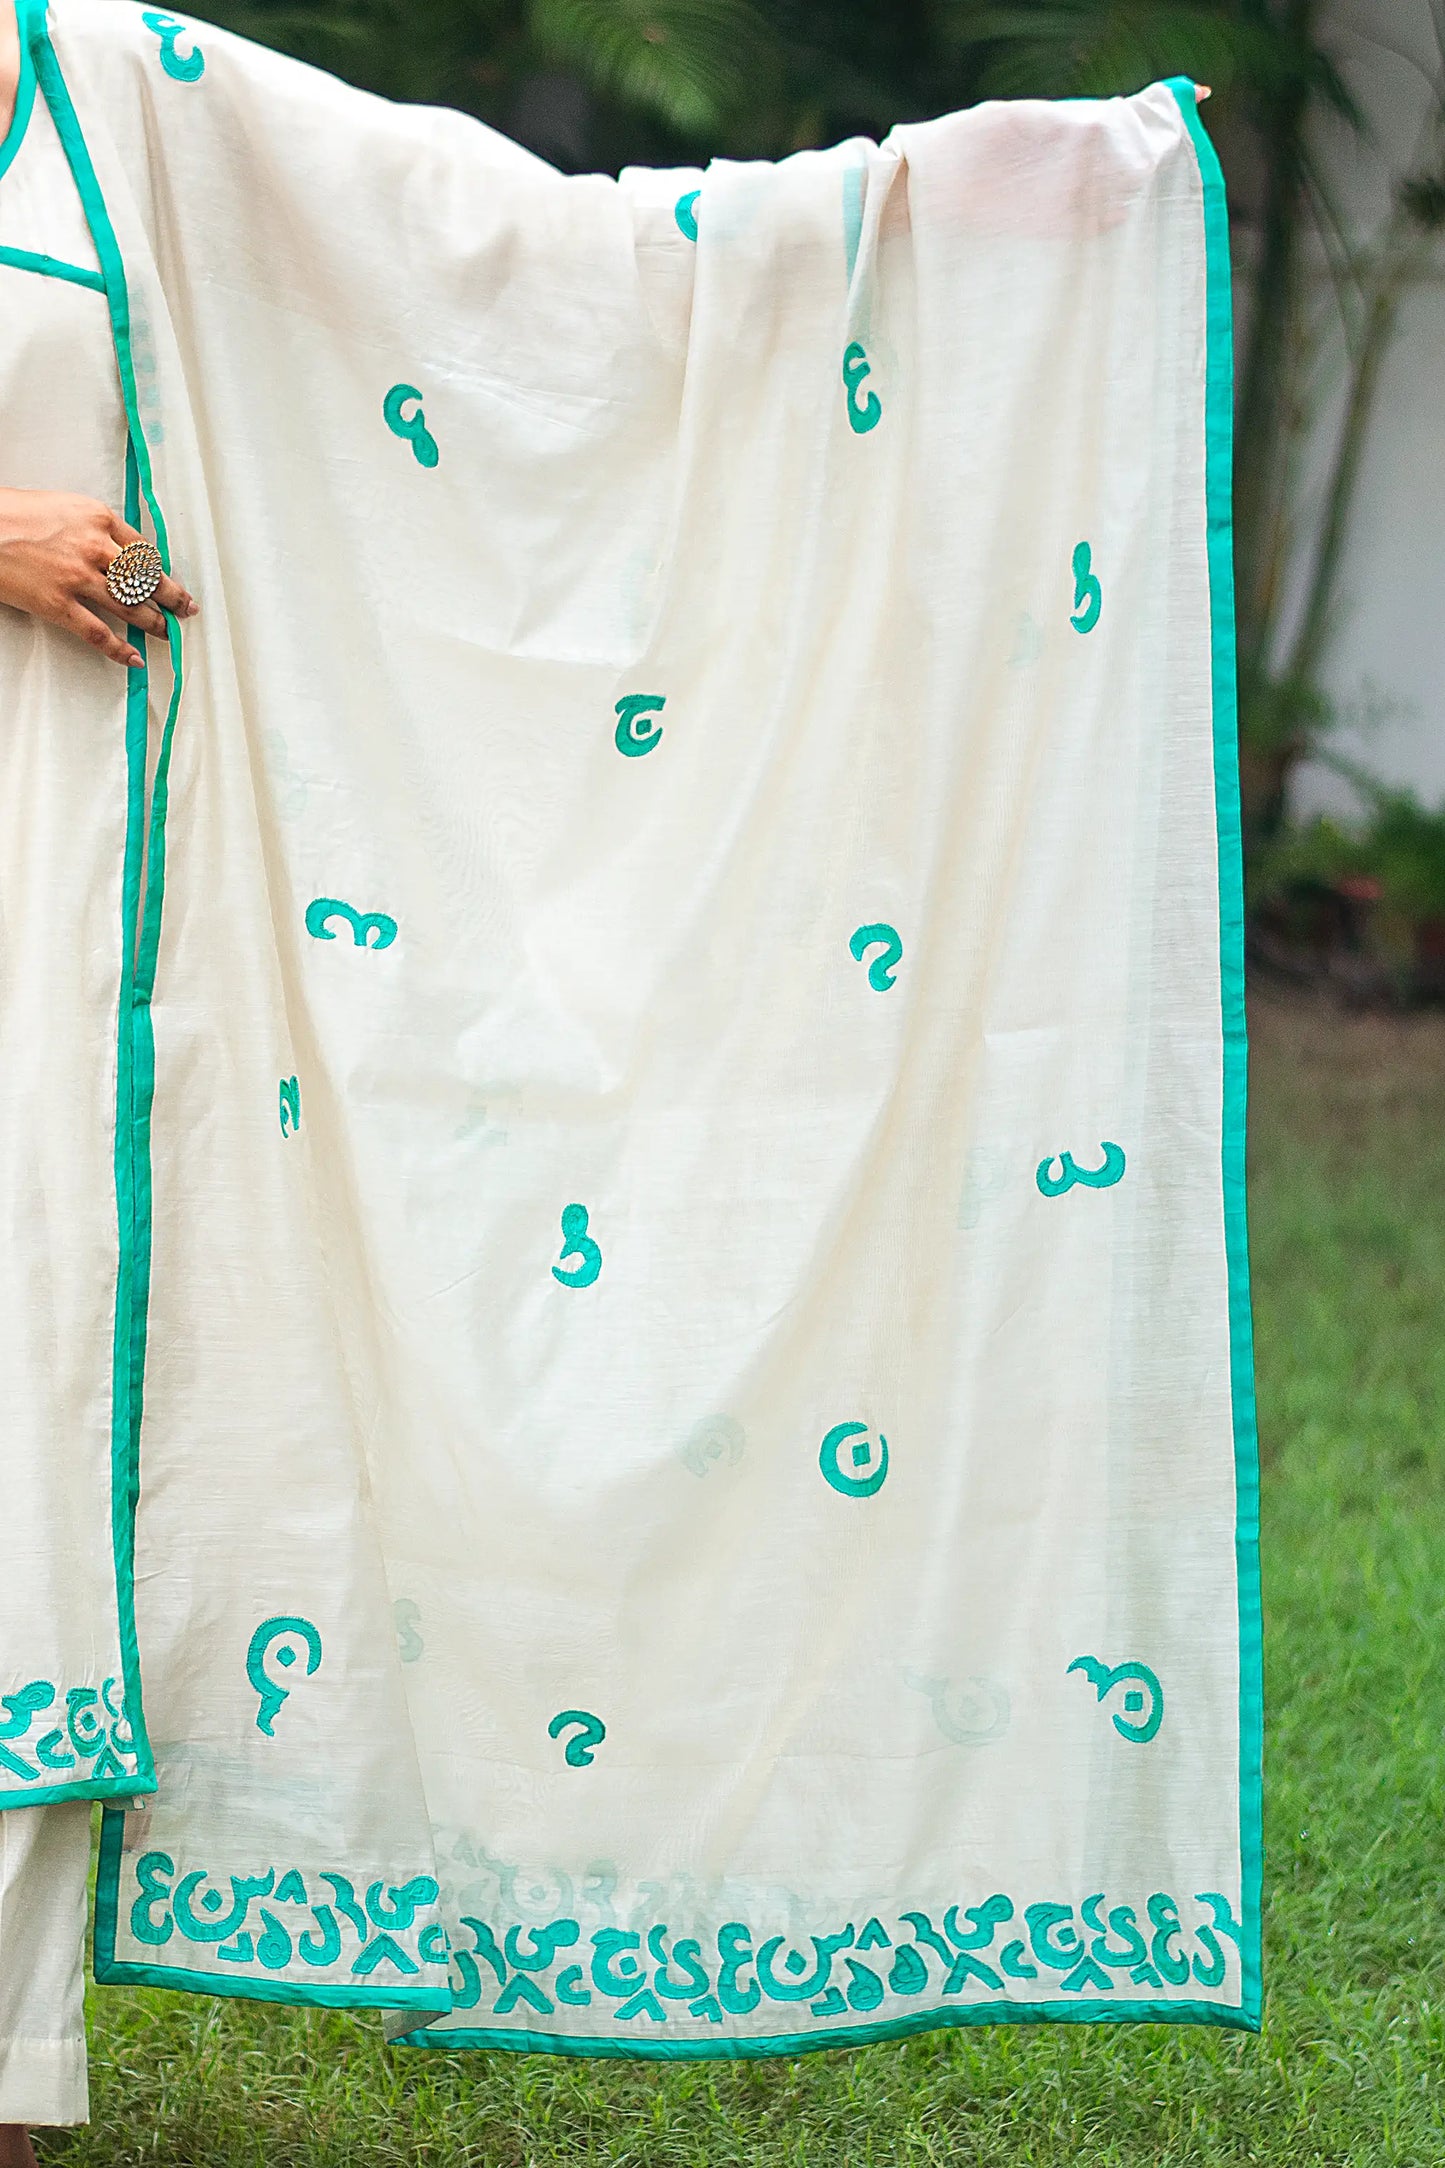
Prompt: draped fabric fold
<box><xmin>0</xmin><ymin>0</ymin><xmax>1260</xmax><ymax>2053</ymax></box>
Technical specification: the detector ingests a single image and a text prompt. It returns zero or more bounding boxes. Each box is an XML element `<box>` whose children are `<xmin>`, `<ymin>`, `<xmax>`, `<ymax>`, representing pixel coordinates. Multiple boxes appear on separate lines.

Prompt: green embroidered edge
<box><xmin>91</xmin><ymin>1814</ymin><xmax>452</xmax><ymax>2011</ymax></box>
<box><xmin>8</xmin><ymin>0</ymin><xmax>196</xmax><ymax>1812</ymax></box>
<box><xmin>0</xmin><ymin>0</ymin><xmax>36</xmax><ymax>180</ymax></box>
<box><xmin>394</xmin><ymin>1993</ymin><xmax>1250</xmax><ymax>2060</ymax></box>
<box><xmin>1169</xmin><ymin>75</ymin><xmax>1264</xmax><ymax>2033</ymax></box>
<box><xmin>0</xmin><ymin>240</ymin><xmax>104</xmax><ymax>288</ymax></box>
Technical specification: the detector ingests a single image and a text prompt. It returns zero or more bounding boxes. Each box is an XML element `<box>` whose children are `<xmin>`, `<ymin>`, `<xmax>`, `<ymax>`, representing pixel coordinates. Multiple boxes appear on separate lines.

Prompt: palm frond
<box><xmin>945</xmin><ymin>2</ymin><xmax>1306</xmax><ymax>104</ymax></box>
<box><xmin>528</xmin><ymin>0</ymin><xmax>778</xmax><ymax>134</ymax></box>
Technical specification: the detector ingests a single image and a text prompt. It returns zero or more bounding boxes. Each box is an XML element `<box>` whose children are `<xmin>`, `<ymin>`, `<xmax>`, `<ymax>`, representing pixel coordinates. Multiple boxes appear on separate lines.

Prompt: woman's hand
<box><xmin>0</xmin><ymin>488</ymin><xmax>198</xmax><ymax>668</ymax></box>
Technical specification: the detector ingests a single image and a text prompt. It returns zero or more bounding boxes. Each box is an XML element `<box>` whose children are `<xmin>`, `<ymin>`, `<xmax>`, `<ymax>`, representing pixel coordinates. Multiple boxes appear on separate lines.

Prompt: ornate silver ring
<box><xmin>105</xmin><ymin>539</ymin><xmax>164</xmax><ymax>610</ymax></box>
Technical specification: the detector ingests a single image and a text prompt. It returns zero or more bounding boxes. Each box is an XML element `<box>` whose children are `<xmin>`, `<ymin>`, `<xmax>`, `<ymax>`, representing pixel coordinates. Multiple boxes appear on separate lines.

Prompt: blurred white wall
<box><xmin>1285</xmin><ymin>0</ymin><xmax>1445</xmax><ymax>816</ymax></box>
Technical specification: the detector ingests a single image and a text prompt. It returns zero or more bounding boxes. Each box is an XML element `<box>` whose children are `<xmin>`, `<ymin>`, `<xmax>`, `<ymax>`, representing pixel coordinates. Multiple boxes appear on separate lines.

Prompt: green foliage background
<box><xmin>198</xmin><ymin>0</ymin><xmax>1305</xmax><ymax>173</ymax></box>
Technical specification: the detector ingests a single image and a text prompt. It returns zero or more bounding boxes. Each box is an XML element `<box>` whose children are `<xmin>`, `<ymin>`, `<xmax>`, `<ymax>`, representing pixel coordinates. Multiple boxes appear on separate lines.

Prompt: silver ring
<box><xmin>105</xmin><ymin>539</ymin><xmax>163</xmax><ymax>609</ymax></box>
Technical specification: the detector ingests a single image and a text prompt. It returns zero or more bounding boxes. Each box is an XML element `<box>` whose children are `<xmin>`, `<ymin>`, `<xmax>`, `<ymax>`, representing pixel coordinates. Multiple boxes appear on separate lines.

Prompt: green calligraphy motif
<box><xmin>246</xmin><ymin>1616</ymin><xmax>323</xmax><ymax>1737</ymax></box>
<box><xmin>849</xmin><ymin>921</ymin><xmax>903</xmax><ymax>991</ymax></box>
<box><xmin>1036</xmin><ymin>1141</ymin><xmax>1126</xmax><ymax>1199</ymax></box>
<box><xmin>677</xmin><ymin>1414</ymin><xmax>745</xmax><ymax>1478</ymax></box>
<box><xmin>304</xmin><ymin>897</ymin><xmax>398</xmax><ymax>950</ymax></box>
<box><xmin>819</xmin><ymin>1420</ymin><xmax>889</xmax><ymax>1498</ymax></box>
<box><xmin>383</xmin><ymin>383</ymin><xmax>439</xmax><ymax>468</ymax></box>
<box><xmin>141</xmin><ymin>11</ymin><xmax>204</xmax><ymax>81</ymax></box>
<box><xmin>174</xmin><ymin>1869</ymin><xmax>273</xmax><ymax>1945</ymax></box>
<box><xmin>674</xmin><ymin>190</ymin><xmax>699</xmax><ymax>242</ymax></box>
<box><xmin>66</xmin><ymin>1689</ymin><xmax>105</xmax><ymax>1754</ymax></box>
<box><xmin>614</xmin><ymin>694</ymin><xmax>666</xmax><ymax>759</ymax></box>
<box><xmin>1146</xmin><ymin>1893</ymin><xmax>1190</xmax><ymax>1984</ymax></box>
<box><xmin>901</xmin><ymin>1669</ymin><xmax>1010</xmax><ymax>1746</ymax></box>
<box><xmin>547</xmin><ymin>1710</ymin><xmax>607</xmax><ymax>1767</ymax></box>
<box><xmin>842</xmin><ymin>341</ymin><xmax>882</xmax><ymax>434</ymax></box>
<box><xmin>552</xmin><ymin>1203</ymin><xmax>602</xmax><ymax>1288</ymax></box>
<box><xmin>0</xmin><ymin>1677</ymin><xmax>137</xmax><ymax>1790</ymax></box>
<box><xmin>1068</xmin><ymin>1654</ymin><xmax>1164</xmax><ymax>1744</ymax></box>
<box><xmin>130</xmin><ymin>1851</ymin><xmax>176</xmax><ymax>1945</ymax></box>
<box><xmin>279</xmin><ymin>1076</ymin><xmax>300</xmax><ymax>1137</ymax></box>
<box><xmin>126</xmin><ymin>1851</ymin><xmax>447</xmax><ymax>1979</ymax></box>
<box><xmin>429</xmin><ymin>1888</ymin><xmax>1242</xmax><ymax>2028</ymax></box>
<box><xmin>393</xmin><ymin>1600</ymin><xmax>424</xmax><ymax>1665</ymax></box>
<box><xmin>1070</xmin><ymin>540</ymin><xmax>1102</xmax><ymax>634</ymax></box>
<box><xmin>0</xmin><ymin>1683</ymin><xmax>54</xmax><ymax>1739</ymax></box>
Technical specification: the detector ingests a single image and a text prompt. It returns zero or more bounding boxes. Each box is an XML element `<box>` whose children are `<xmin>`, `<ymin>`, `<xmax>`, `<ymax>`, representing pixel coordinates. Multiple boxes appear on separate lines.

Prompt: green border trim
<box><xmin>395</xmin><ymin>1993</ymin><xmax>1250</xmax><ymax>2062</ymax></box>
<box><xmin>0</xmin><ymin>240</ymin><xmax>105</xmax><ymax>288</ymax></box>
<box><xmin>19</xmin><ymin>0</ymin><xmax>194</xmax><ymax>1809</ymax></box>
<box><xmin>0</xmin><ymin>1777</ymin><xmax>148</xmax><ymax>1810</ymax></box>
<box><xmin>92</xmin><ymin>1811</ymin><xmax>452</xmax><ymax>2012</ymax></box>
<box><xmin>1168</xmin><ymin>74</ymin><xmax>1264</xmax><ymax>2031</ymax></box>
<box><xmin>0</xmin><ymin>0</ymin><xmax>36</xmax><ymax>179</ymax></box>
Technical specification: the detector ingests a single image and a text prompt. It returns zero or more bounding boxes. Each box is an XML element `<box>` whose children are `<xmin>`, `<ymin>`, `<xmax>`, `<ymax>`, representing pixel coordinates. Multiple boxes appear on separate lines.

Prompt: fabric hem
<box><xmin>393</xmin><ymin>1993</ymin><xmax>1259</xmax><ymax>2060</ymax></box>
<box><xmin>0</xmin><ymin>2039</ymin><xmax>89</xmax><ymax>2128</ymax></box>
<box><xmin>1167</xmin><ymin>75</ymin><xmax>1265</xmax><ymax>2031</ymax></box>
<box><xmin>0</xmin><ymin>1776</ymin><xmax>154</xmax><ymax>1811</ymax></box>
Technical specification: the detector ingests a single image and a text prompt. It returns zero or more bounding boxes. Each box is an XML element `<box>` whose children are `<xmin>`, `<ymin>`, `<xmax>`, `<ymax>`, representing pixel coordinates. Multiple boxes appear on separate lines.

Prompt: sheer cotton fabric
<box><xmin>0</xmin><ymin>0</ymin><xmax>1260</xmax><ymax>2054</ymax></box>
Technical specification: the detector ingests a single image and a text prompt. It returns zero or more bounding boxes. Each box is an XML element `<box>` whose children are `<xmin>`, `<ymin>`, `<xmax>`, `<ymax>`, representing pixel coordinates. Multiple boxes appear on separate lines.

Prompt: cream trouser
<box><xmin>0</xmin><ymin>1805</ymin><xmax>91</xmax><ymax>2126</ymax></box>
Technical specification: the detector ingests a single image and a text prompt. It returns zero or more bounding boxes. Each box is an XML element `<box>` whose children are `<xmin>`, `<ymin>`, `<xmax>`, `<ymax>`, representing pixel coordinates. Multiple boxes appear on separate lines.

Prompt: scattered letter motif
<box><xmin>1036</xmin><ymin>1142</ymin><xmax>1126</xmax><ymax>1199</ymax></box>
<box><xmin>1068</xmin><ymin>1656</ymin><xmax>1164</xmax><ymax>1745</ymax></box>
<box><xmin>246</xmin><ymin>1617</ymin><xmax>323</xmax><ymax>1737</ymax></box>
<box><xmin>547</xmin><ymin>1710</ymin><xmax>607</xmax><ymax>1766</ymax></box>
<box><xmin>383</xmin><ymin>384</ymin><xmax>440</xmax><ymax>468</ymax></box>
<box><xmin>141</xmin><ymin>11</ymin><xmax>204</xmax><ymax>81</ymax></box>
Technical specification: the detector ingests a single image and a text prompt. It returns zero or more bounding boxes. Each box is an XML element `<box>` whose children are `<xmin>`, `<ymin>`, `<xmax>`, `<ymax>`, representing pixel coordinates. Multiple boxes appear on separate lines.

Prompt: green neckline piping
<box><xmin>0</xmin><ymin>239</ymin><xmax>104</xmax><ymax>288</ymax></box>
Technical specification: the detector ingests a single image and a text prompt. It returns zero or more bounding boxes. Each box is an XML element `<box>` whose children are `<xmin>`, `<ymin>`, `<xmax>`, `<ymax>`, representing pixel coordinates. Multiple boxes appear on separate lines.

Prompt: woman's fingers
<box><xmin>79</xmin><ymin>573</ymin><xmax>168</xmax><ymax>640</ymax></box>
<box><xmin>155</xmin><ymin>570</ymin><xmax>199</xmax><ymax>617</ymax></box>
<box><xmin>59</xmin><ymin>600</ymin><xmax>143</xmax><ymax>669</ymax></box>
<box><xmin>103</xmin><ymin>512</ymin><xmax>199</xmax><ymax>617</ymax></box>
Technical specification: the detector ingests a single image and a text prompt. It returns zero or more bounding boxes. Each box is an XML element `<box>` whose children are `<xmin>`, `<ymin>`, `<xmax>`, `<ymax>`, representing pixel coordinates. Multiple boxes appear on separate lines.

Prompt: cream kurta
<box><xmin>0</xmin><ymin>0</ymin><xmax>1261</xmax><ymax>2056</ymax></box>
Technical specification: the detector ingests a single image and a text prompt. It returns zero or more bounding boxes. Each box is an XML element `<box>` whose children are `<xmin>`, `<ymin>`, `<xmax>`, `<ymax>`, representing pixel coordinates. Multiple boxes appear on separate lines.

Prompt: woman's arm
<box><xmin>0</xmin><ymin>492</ymin><xmax>198</xmax><ymax>666</ymax></box>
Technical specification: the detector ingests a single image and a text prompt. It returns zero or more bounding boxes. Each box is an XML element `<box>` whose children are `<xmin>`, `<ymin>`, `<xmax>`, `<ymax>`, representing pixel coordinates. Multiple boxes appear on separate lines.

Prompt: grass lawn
<box><xmin>51</xmin><ymin>991</ymin><xmax>1445</xmax><ymax>2167</ymax></box>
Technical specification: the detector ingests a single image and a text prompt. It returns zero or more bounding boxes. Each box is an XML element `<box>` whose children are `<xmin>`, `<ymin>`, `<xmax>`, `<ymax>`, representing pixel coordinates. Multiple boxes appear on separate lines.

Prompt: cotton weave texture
<box><xmin>0</xmin><ymin>0</ymin><xmax>1262</xmax><ymax>2054</ymax></box>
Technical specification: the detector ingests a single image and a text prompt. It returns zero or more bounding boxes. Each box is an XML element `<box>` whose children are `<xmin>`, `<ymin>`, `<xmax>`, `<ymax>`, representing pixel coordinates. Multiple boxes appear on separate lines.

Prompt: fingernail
<box><xmin>185</xmin><ymin>598</ymin><xmax>200</xmax><ymax>616</ymax></box>
<box><xmin>128</xmin><ymin>653</ymin><xmax>144</xmax><ymax>668</ymax></box>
